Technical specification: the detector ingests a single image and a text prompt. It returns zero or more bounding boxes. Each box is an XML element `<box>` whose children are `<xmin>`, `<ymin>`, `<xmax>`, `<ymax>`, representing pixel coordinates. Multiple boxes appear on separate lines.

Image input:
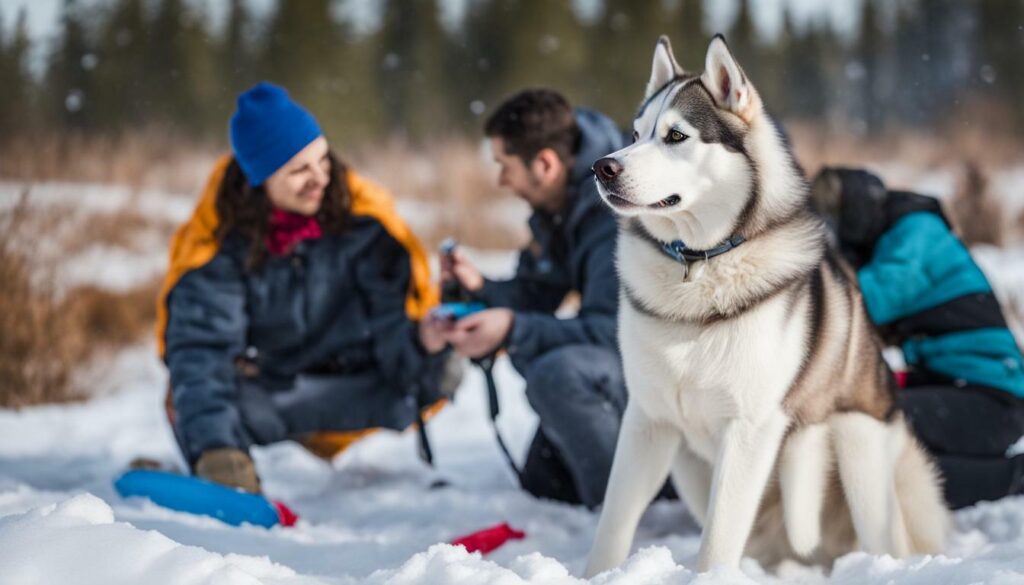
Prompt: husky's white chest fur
<box><xmin>614</xmin><ymin>216</ymin><xmax>820</xmax><ymax>461</ymax></box>
<box><xmin>620</xmin><ymin>285</ymin><xmax>806</xmax><ymax>463</ymax></box>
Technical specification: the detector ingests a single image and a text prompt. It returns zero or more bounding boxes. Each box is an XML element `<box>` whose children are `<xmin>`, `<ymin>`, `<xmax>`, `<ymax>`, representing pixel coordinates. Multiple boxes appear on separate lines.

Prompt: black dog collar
<box><xmin>660</xmin><ymin>235</ymin><xmax>746</xmax><ymax>277</ymax></box>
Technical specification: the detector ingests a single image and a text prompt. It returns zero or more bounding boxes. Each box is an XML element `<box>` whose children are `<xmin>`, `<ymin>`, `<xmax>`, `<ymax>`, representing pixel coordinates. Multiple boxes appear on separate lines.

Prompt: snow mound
<box><xmin>0</xmin><ymin>494</ymin><xmax>320</xmax><ymax>585</ymax></box>
<box><xmin>356</xmin><ymin>544</ymin><xmax>696</xmax><ymax>585</ymax></box>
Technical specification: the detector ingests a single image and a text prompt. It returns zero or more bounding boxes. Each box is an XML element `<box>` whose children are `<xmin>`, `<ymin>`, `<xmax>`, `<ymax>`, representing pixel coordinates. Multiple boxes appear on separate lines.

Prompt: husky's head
<box><xmin>594</xmin><ymin>35</ymin><xmax>803</xmax><ymax>250</ymax></box>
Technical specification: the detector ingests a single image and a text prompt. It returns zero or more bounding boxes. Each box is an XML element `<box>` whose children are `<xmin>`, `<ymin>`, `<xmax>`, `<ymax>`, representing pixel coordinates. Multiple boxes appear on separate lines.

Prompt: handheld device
<box><xmin>435</xmin><ymin>238</ymin><xmax>485</xmax><ymax>320</ymax></box>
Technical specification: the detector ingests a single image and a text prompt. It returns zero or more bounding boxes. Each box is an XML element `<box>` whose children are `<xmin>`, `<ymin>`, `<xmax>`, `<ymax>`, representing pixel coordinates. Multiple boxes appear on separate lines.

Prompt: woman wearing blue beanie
<box><xmin>156</xmin><ymin>82</ymin><xmax>455</xmax><ymax>492</ymax></box>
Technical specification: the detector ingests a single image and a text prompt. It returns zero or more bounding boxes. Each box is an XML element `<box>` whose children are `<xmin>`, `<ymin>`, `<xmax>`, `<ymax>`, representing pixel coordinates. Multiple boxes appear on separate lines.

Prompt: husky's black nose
<box><xmin>593</xmin><ymin>157</ymin><xmax>623</xmax><ymax>183</ymax></box>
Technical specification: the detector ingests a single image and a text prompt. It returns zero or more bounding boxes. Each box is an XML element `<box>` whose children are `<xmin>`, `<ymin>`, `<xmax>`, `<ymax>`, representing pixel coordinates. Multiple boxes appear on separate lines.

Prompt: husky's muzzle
<box><xmin>593</xmin><ymin>157</ymin><xmax>681</xmax><ymax>210</ymax></box>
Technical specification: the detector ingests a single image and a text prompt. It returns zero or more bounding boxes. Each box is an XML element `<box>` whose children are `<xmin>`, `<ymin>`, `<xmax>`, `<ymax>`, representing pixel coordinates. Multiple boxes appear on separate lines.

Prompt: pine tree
<box><xmin>587</xmin><ymin>0</ymin><xmax>676</xmax><ymax>125</ymax></box>
<box><xmin>498</xmin><ymin>0</ymin><xmax>588</xmax><ymax>106</ymax></box>
<box><xmin>219</xmin><ymin>0</ymin><xmax>254</xmax><ymax>99</ymax></box>
<box><xmin>976</xmin><ymin>0</ymin><xmax>1024</xmax><ymax>129</ymax></box>
<box><xmin>44</xmin><ymin>0</ymin><xmax>96</xmax><ymax>131</ymax></box>
<box><xmin>784</xmin><ymin>16</ymin><xmax>829</xmax><ymax>120</ymax></box>
<box><xmin>772</xmin><ymin>7</ymin><xmax>796</xmax><ymax>118</ymax></box>
<box><xmin>376</xmin><ymin>0</ymin><xmax>454</xmax><ymax>141</ymax></box>
<box><xmin>179</xmin><ymin>2</ymin><xmax>221</xmax><ymax>138</ymax></box>
<box><xmin>0</xmin><ymin>8</ymin><xmax>33</xmax><ymax>138</ymax></box>
<box><xmin>728</xmin><ymin>0</ymin><xmax>769</xmax><ymax>96</ymax></box>
<box><xmin>89</xmin><ymin>0</ymin><xmax>149</xmax><ymax>131</ymax></box>
<box><xmin>729</xmin><ymin>0</ymin><xmax>757</xmax><ymax>60</ymax></box>
<box><xmin>856</xmin><ymin>0</ymin><xmax>885</xmax><ymax>134</ymax></box>
<box><xmin>263</xmin><ymin>0</ymin><xmax>381</xmax><ymax>145</ymax></box>
<box><xmin>668</xmin><ymin>0</ymin><xmax>709</xmax><ymax>72</ymax></box>
<box><xmin>449</xmin><ymin>0</ymin><xmax>516</xmax><ymax>132</ymax></box>
<box><xmin>146</xmin><ymin>0</ymin><xmax>216</xmax><ymax>134</ymax></box>
<box><xmin>893</xmin><ymin>1</ymin><xmax>930</xmax><ymax>128</ymax></box>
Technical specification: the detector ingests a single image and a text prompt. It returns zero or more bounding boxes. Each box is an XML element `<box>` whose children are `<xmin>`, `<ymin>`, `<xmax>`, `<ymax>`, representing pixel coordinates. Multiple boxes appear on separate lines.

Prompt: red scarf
<box><xmin>265</xmin><ymin>208</ymin><xmax>322</xmax><ymax>256</ymax></box>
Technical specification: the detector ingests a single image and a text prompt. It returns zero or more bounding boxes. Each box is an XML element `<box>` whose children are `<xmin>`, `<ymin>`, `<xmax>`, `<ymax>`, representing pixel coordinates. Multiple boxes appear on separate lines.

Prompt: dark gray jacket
<box><xmin>476</xmin><ymin>109</ymin><xmax>624</xmax><ymax>370</ymax></box>
<box><xmin>165</xmin><ymin>216</ymin><xmax>445</xmax><ymax>464</ymax></box>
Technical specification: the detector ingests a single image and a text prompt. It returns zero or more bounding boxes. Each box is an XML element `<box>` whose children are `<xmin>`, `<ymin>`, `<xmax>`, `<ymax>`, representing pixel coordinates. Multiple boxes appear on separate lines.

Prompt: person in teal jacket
<box><xmin>813</xmin><ymin>167</ymin><xmax>1024</xmax><ymax>509</ymax></box>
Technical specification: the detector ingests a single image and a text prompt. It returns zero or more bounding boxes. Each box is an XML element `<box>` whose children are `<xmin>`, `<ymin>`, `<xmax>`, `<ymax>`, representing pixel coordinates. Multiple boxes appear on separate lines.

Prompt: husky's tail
<box><xmin>831</xmin><ymin>412</ymin><xmax>949</xmax><ymax>557</ymax></box>
<box><xmin>895</xmin><ymin>430</ymin><xmax>950</xmax><ymax>554</ymax></box>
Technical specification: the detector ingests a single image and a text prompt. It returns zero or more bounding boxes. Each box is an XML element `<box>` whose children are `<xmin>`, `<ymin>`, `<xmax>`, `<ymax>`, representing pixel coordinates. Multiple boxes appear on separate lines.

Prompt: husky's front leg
<box><xmin>585</xmin><ymin>405</ymin><xmax>681</xmax><ymax>577</ymax></box>
<box><xmin>698</xmin><ymin>410</ymin><xmax>789</xmax><ymax>571</ymax></box>
<box><xmin>670</xmin><ymin>444</ymin><xmax>712</xmax><ymax>527</ymax></box>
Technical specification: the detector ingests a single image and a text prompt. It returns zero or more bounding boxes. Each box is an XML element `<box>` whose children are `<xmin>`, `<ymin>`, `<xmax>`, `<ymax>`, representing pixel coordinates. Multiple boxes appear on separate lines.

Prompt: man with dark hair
<box><xmin>442</xmin><ymin>88</ymin><xmax>625</xmax><ymax>507</ymax></box>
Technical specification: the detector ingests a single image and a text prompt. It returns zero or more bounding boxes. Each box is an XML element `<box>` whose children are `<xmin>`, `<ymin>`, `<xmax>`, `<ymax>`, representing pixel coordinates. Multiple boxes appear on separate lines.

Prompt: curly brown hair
<box><xmin>214</xmin><ymin>152</ymin><xmax>352</xmax><ymax>270</ymax></box>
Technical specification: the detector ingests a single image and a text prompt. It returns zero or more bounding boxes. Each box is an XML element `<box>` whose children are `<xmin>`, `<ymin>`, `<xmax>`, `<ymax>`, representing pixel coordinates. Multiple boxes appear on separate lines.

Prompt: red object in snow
<box><xmin>894</xmin><ymin>371</ymin><xmax>908</xmax><ymax>389</ymax></box>
<box><xmin>273</xmin><ymin>501</ymin><xmax>299</xmax><ymax>527</ymax></box>
<box><xmin>451</xmin><ymin>522</ymin><xmax>526</xmax><ymax>554</ymax></box>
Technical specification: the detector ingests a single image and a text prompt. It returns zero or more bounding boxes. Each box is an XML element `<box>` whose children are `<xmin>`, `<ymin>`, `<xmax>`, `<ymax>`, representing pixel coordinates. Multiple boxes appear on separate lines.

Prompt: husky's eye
<box><xmin>631</xmin><ymin>130</ymin><xmax>639</xmax><ymax>143</ymax></box>
<box><xmin>666</xmin><ymin>129</ymin><xmax>688</xmax><ymax>144</ymax></box>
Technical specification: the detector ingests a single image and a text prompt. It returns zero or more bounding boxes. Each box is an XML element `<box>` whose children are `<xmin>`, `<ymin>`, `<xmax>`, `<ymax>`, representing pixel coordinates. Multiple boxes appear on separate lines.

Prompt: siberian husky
<box><xmin>584</xmin><ymin>35</ymin><xmax>949</xmax><ymax>576</ymax></box>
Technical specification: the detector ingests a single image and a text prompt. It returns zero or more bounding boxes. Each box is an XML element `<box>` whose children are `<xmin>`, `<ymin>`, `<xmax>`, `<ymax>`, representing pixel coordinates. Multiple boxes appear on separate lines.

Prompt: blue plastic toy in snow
<box><xmin>114</xmin><ymin>469</ymin><xmax>297</xmax><ymax>528</ymax></box>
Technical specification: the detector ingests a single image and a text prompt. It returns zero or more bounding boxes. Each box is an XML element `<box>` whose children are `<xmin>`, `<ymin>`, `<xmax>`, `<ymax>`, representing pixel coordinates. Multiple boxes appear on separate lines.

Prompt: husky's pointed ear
<box><xmin>646</xmin><ymin>35</ymin><xmax>683</xmax><ymax>99</ymax></box>
<box><xmin>701</xmin><ymin>35</ymin><xmax>760</xmax><ymax>121</ymax></box>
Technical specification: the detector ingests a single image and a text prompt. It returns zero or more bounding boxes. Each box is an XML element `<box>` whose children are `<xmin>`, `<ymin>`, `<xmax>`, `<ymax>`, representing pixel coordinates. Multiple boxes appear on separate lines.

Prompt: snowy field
<box><xmin>5</xmin><ymin>343</ymin><xmax>1024</xmax><ymax>584</ymax></box>
<box><xmin>2</xmin><ymin>173</ymin><xmax>1024</xmax><ymax>584</ymax></box>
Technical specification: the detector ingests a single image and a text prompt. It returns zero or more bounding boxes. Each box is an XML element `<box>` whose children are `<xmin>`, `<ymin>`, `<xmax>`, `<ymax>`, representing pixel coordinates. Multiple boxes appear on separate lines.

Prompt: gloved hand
<box><xmin>195</xmin><ymin>447</ymin><xmax>261</xmax><ymax>494</ymax></box>
<box><xmin>439</xmin><ymin>351</ymin><xmax>466</xmax><ymax>399</ymax></box>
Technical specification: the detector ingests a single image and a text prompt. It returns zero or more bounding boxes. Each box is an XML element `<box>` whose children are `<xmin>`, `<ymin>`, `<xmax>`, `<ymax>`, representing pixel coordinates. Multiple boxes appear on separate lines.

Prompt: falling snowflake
<box><xmin>81</xmin><ymin>54</ymin><xmax>98</xmax><ymax>71</ymax></box>
<box><xmin>980</xmin><ymin>65</ymin><xmax>997</xmax><ymax>84</ymax></box>
<box><xmin>65</xmin><ymin>90</ymin><xmax>84</xmax><ymax>112</ymax></box>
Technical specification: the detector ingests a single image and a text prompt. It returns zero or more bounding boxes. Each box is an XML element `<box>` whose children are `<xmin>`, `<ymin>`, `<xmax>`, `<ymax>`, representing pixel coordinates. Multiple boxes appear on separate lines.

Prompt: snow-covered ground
<box><xmin>3</xmin><ymin>175</ymin><xmax>1024</xmax><ymax>583</ymax></box>
<box><xmin>5</xmin><ymin>341</ymin><xmax>1024</xmax><ymax>584</ymax></box>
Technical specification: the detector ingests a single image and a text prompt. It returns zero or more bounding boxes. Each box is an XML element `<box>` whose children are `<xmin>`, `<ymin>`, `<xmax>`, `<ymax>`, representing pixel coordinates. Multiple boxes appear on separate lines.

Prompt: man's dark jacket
<box><xmin>475</xmin><ymin>108</ymin><xmax>624</xmax><ymax>369</ymax></box>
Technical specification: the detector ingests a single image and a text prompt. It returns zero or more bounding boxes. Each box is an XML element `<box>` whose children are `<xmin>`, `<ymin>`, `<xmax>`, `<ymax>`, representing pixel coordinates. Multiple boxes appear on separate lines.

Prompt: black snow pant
<box><xmin>514</xmin><ymin>344</ymin><xmax>627</xmax><ymax>508</ymax></box>
<box><xmin>900</xmin><ymin>384</ymin><xmax>1024</xmax><ymax>510</ymax></box>
<box><xmin>173</xmin><ymin>370</ymin><xmax>435</xmax><ymax>467</ymax></box>
<box><xmin>513</xmin><ymin>344</ymin><xmax>675</xmax><ymax>508</ymax></box>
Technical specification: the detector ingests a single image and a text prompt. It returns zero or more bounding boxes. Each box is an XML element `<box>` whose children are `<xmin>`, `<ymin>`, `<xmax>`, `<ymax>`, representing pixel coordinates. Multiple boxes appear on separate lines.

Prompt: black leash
<box><xmin>414</xmin><ymin>393</ymin><xmax>435</xmax><ymax>466</ymax></box>
<box><xmin>436</xmin><ymin>238</ymin><xmax>522</xmax><ymax>484</ymax></box>
<box><xmin>474</xmin><ymin>353</ymin><xmax>524</xmax><ymax>485</ymax></box>
<box><xmin>415</xmin><ymin>386</ymin><xmax>454</xmax><ymax>489</ymax></box>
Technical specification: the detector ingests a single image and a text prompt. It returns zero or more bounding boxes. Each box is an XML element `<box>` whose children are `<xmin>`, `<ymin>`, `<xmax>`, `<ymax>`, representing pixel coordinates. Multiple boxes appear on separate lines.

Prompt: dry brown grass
<box><xmin>948</xmin><ymin>162</ymin><xmax>1005</xmax><ymax>247</ymax></box>
<box><xmin>61</xmin><ymin>207</ymin><xmax>175</xmax><ymax>253</ymax></box>
<box><xmin>0</xmin><ymin>133</ymin><xmax>531</xmax><ymax>407</ymax></box>
<box><xmin>789</xmin><ymin>96</ymin><xmax>1024</xmax><ymax>176</ymax></box>
<box><xmin>346</xmin><ymin>136</ymin><xmax>529</xmax><ymax>250</ymax></box>
<box><xmin>2</xmin><ymin>120</ymin><xmax>1023</xmax><ymax>406</ymax></box>
<box><xmin>0</xmin><ymin>195</ymin><xmax>162</xmax><ymax>408</ymax></box>
<box><xmin>0</xmin><ymin>195</ymin><xmax>87</xmax><ymax>406</ymax></box>
<box><xmin>0</xmin><ymin>132</ymin><xmax>530</xmax><ymax>250</ymax></box>
<box><xmin>0</xmin><ymin>127</ymin><xmax>219</xmax><ymax>193</ymax></box>
<box><xmin>63</xmin><ymin>281</ymin><xmax>161</xmax><ymax>349</ymax></box>
<box><xmin>790</xmin><ymin>123</ymin><xmax>1024</xmax><ymax>178</ymax></box>
<box><xmin>6</xmin><ymin>120</ymin><xmax>1020</xmax><ymax>251</ymax></box>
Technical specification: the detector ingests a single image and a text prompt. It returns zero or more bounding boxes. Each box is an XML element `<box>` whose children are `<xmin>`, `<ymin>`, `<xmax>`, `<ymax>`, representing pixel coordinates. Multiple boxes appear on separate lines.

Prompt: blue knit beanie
<box><xmin>229</xmin><ymin>82</ymin><xmax>322</xmax><ymax>187</ymax></box>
